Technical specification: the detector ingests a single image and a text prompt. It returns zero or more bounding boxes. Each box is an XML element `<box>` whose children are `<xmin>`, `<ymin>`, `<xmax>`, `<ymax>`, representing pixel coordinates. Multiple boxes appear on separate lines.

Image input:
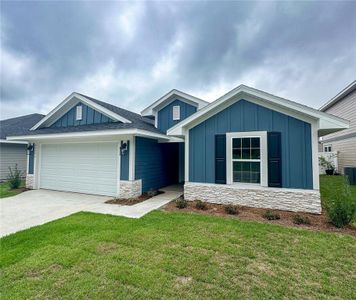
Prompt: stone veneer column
<box><xmin>25</xmin><ymin>175</ymin><xmax>35</xmax><ymax>189</ymax></box>
<box><xmin>119</xmin><ymin>180</ymin><xmax>142</xmax><ymax>198</ymax></box>
<box><xmin>184</xmin><ymin>182</ymin><xmax>321</xmax><ymax>214</ymax></box>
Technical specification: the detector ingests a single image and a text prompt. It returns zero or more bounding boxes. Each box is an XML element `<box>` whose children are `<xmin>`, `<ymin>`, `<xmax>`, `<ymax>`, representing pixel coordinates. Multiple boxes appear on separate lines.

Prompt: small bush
<box><xmin>224</xmin><ymin>205</ymin><xmax>238</xmax><ymax>215</ymax></box>
<box><xmin>293</xmin><ymin>214</ymin><xmax>311</xmax><ymax>225</ymax></box>
<box><xmin>263</xmin><ymin>210</ymin><xmax>280</xmax><ymax>220</ymax></box>
<box><xmin>175</xmin><ymin>198</ymin><xmax>188</xmax><ymax>209</ymax></box>
<box><xmin>325</xmin><ymin>177</ymin><xmax>356</xmax><ymax>228</ymax></box>
<box><xmin>7</xmin><ymin>165</ymin><xmax>23</xmax><ymax>189</ymax></box>
<box><xmin>195</xmin><ymin>200</ymin><xmax>207</xmax><ymax>210</ymax></box>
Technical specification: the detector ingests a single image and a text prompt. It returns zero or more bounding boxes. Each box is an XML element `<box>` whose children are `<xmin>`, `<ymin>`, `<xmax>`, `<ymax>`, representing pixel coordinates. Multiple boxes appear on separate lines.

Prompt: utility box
<box><xmin>344</xmin><ymin>167</ymin><xmax>356</xmax><ymax>185</ymax></box>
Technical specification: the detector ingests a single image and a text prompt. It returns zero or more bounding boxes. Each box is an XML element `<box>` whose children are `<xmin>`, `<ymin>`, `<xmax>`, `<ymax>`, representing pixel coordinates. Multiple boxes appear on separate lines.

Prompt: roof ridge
<box><xmin>0</xmin><ymin>113</ymin><xmax>44</xmax><ymax>122</ymax></box>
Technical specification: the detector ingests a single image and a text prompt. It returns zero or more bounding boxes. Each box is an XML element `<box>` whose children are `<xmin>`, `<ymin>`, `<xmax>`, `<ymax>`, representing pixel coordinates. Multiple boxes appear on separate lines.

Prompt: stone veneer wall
<box><xmin>26</xmin><ymin>175</ymin><xmax>34</xmax><ymax>189</ymax></box>
<box><xmin>184</xmin><ymin>182</ymin><xmax>321</xmax><ymax>214</ymax></box>
<box><xmin>119</xmin><ymin>180</ymin><xmax>142</xmax><ymax>198</ymax></box>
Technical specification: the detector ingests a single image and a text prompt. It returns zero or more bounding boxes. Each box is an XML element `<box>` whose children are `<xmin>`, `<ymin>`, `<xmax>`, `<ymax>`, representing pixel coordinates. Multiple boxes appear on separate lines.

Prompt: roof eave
<box><xmin>319</xmin><ymin>80</ymin><xmax>356</xmax><ymax>111</ymax></box>
<box><xmin>6</xmin><ymin>128</ymin><xmax>172</xmax><ymax>142</ymax></box>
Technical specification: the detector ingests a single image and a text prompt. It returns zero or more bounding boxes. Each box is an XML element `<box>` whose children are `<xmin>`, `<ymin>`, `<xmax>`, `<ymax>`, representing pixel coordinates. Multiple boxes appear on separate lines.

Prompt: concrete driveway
<box><xmin>0</xmin><ymin>190</ymin><xmax>111</xmax><ymax>237</ymax></box>
<box><xmin>0</xmin><ymin>186</ymin><xmax>183</xmax><ymax>237</ymax></box>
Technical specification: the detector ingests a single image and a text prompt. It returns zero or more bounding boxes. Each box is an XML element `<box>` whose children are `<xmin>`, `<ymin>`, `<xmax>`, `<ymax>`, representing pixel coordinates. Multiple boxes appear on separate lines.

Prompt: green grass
<box><xmin>0</xmin><ymin>181</ymin><xmax>24</xmax><ymax>198</ymax></box>
<box><xmin>1</xmin><ymin>211</ymin><xmax>355</xmax><ymax>299</ymax></box>
<box><xmin>320</xmin><ymin>175</ymin><xmax>356</xmax><ymax>206</ymax></box>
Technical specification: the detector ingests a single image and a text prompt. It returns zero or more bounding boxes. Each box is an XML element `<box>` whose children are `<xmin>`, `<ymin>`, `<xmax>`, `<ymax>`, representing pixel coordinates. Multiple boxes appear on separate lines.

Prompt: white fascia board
<box><xmin>7</xmin><ymin>129</ymin><xmax>170</xmax><ymax>142</ymax></box>
<box><xmin>31</xmin><ymin>93</ymin><xmax>131</xmax><ymax>130</ymax></box>
<box><xmin>141</xmin><ymin>89</ymin><xmax>208</xmax><ymax>116</ymax></box>
<box><xmin>167</xmin><ymin>85</ymin><xmax>350</xmax><ymax>136</ymax></box>
<box><xmin>0</xmin><ymin>139</ymin><xmax>28</xmax><ymax>144</ymax></box>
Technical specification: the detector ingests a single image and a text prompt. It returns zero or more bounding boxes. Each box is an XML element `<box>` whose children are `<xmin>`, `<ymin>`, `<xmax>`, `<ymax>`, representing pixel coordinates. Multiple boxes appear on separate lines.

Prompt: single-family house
<box><xmin>6</xmin><ymin>85</ymin><xmax>349</xmax><ymax>213</ymax></box>
<box><xmin>319</xmin><ymin>81</ymin><xmax>356</xmax><ymax>174</ymax></box>
<box><xmin>0</xmin><ymin>114</ymin><xmax>44</xmax><ymax>181</ymax></box>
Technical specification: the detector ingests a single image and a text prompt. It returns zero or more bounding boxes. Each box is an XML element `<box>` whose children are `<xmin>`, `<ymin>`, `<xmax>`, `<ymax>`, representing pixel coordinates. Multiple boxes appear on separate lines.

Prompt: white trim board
<box><xmin>167</xmin><ymin>85</ymin><xmax>349</xmax><ymax>136</ymax></box>
<box><xmin>31</xmin><ymin>92</ymin><xmax>131</xmax><ymax>130</ymax></box>
<box><xmin>141</xmin><ymin>89</ymin><xmax>209</xmax><ymax>116</ymax></box>
<box><xmin>7</xmin><ymin>129</ymin><xmax>180</xmax><ymax>142</ymax></box>
<box><xmin>0</xmin><ymin>139</ymin><xmax>28</xmax><ymax>145</ymax></box>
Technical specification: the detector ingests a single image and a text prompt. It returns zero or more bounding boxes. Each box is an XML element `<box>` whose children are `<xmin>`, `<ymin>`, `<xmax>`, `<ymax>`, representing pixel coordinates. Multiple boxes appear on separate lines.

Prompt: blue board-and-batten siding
<box><xmin>189</xmin><ymin>99</ymin><xmax>313</xmax><ymax>189</ymax></box>
<box><xmin>135</xmin><ymin>137</ymin><xmax>179</xmax><ymax>192</ymax></box>
<box><xmin>50</xmin><ymin>102</ymin><xmax>116</xmax><ymax>128</ymax></box>
<box><xmin>157</xmin><ymin>99</ymin><xmax>197</xmax><ymax>133</ymax></box>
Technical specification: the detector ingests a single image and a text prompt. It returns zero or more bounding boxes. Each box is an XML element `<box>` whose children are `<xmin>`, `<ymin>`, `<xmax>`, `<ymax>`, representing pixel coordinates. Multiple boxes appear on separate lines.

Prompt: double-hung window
<box><xmin>232</xmin><ymin>137</ymin><xmax>261</xmax><ymax>183</ymax></box>
<box><xmin>226</xmin><ymin>132</ymin><xmax>268</xmax><ymax>186</ymax></box>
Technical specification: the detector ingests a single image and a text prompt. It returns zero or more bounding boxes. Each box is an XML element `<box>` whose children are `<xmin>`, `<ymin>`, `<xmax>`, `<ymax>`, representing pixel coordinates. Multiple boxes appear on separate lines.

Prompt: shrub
<box><xmin>175</xmin><ymin>198</ymin><xmax>188</xmax><ymax>209</ymax></box>
<box><xmin>293</xmin><ymin>214</ymin><xmax>311</xmax><ymax>225</ymax></box>
<box><xmin>263</xmin><ymin>210</ymin><xmax>280</xmax><ymax>220</ymax></box>
<box><xmin>224</xmin><ymin>205</ymin><xmax>238</xmax><ymax>215</ymax></box>
<box><xmin>7</xmin><ymin>164</ymin><xmax>23</xmax><ymax>189</ymax></box>
<box><xmin>195</xmin><ymin>200</ymin><xmax>207</xmax><ymax>210</ymax></box>
<box><xmin>325</xmin><ymin>177</ymin><xmax>356</xmax><ymax>228</ymax></box>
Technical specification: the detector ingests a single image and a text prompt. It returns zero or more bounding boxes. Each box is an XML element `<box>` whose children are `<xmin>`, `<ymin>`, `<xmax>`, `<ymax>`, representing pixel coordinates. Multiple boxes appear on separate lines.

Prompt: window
<box><xmin>226</xmin><ymin>132</ymin><xmax>268</xmax><ymax>186</ymax></box>
<box><xmin>76</xmin><ymin>105</ymin><xmax>82</xmax><ymax>121</ymax></box>
<box><xmin>324</xmin><ymin>145</ymin><xmax>332</xmax><ymax>152</ymax></box>
<box><xmin>173</xmin><ymin>105</ymin><xmax>180</xmax><ymax>120</ymax></box>
<box><xmin>232</xmin><ymin>137</ymin><xmax>261</xmax><ymax>183</ymax></box>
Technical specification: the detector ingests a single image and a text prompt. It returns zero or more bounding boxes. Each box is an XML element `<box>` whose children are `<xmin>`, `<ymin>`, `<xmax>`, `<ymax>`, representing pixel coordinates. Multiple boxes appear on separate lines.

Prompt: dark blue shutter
<box><xmin>268</xmin><ymin>132</ymin><xmax>282</xmax><ymax>187</ymax></box>
<box><xmin>215</xmin><ymin>134</ymin><xmax>226</xmax><ymax>184</ymax></box>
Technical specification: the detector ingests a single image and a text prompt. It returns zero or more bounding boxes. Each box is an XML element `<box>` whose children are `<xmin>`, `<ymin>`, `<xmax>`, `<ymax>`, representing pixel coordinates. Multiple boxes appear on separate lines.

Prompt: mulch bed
<box><xmin>13</xmin><ymin>187</ymin><xmax>29</xmax><ymax>193</ymax></box>
<box><xmin>163</xmin><ymin>200</ymin><xmax>356</xmax><ymax>236</ymax></box>
<box><xmin>106</xmin><ymin>191</ymin><xmax>164</xmax><ymax>206</ymax></box>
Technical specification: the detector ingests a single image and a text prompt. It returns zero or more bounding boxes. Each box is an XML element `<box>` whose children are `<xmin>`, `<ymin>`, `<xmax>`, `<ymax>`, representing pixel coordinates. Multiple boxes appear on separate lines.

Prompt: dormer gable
<box><xmin>141</xmin><ymin>89</ymin><xmax>208</xmax><ymax>132</ymax></box>
<box><xmin>31</xmin><ymin>92</ymin><xmax>131</xmax><ymax>130</ymax></box>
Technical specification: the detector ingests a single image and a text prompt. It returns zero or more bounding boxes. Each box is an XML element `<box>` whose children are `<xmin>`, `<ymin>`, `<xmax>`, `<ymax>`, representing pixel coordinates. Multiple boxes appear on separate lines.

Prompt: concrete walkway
<box><xmin>0</xmin><ymin>185</ymin><xmax>182</xmax><ymax>237</ymax></box>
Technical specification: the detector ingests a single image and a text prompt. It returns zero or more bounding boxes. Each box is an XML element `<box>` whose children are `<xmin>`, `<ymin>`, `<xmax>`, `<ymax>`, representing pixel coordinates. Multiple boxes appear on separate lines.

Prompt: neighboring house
<box><xmin>6</xmin><ymin>86</ymin><xmax>348</xmax><ymax>213</ymax></box>
<box><xmin>319</xmin><ymin>81</ymin><xmax>356</xmax><ymax>174</ymax></box>
<box><xmin>0</xmin><ymin>114</ymin><xmax>44</xmax><ymax>181</ymax></box>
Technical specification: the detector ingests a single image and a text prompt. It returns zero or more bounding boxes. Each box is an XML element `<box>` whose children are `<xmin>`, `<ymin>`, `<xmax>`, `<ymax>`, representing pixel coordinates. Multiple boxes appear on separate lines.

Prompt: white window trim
<box><xmin>324</xmin><ymin>144</ymin><xmax>332</xmax><ymax>152</ymax></box>
<box><xmin>76</xmin><ymin>105</ymin><xmax>83</xmax><ymax>121</ymax></box>
<box><xmin>226</xmin><ymin>131</ymin><xmax>268</xmax><ymax>187</ymax></box>
<box><xmin>173</xmin><ymin>105</ymin><xmax>181</xmax><ymax>121</ymax></box>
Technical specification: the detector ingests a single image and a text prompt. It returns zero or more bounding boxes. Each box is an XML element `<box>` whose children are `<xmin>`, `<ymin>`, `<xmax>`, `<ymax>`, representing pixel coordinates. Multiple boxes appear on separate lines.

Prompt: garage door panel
<box><xmin>40</xmin><ymin>143</ymin><xmax>118</xmax><ymax>196</ymax></box>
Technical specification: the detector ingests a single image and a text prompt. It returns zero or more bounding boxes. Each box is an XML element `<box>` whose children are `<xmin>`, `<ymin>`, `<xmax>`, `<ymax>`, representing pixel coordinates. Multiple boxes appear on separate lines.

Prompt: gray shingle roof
<box><xmin>5</xmin><ymin>94</ymin><xmax>164</xmax><ymax>137</ymax></box>
<box><xmin>0</xmin><ymin>114</ymin><xmax>45</xmax><ymax>139</ymax></box>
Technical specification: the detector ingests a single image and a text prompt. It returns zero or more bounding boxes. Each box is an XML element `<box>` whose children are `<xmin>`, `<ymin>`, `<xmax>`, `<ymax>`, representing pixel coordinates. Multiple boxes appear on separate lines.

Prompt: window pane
<box><xmin>233</xmin><ymin>149</ymin><xmax>241</xmax><ymax>159</ymax></box>
<box><xmin>251</xmin><ymin>138</ymin><xmax>260</xmax><ymax>148</ymax></box>
<box><xmin>233</xmin><ymin>162</ymin><xmax>260</xmax><ymax>184</ymax></box>
<box><xmin>242</xmin><ymin>138</ymin><xmax>250</xmax><ymax>148</ymax></box>
<box><xmin>242</xmin><ymin>148</ymin><xmax>250</xmax><ymax>159</ymax></box>
<box><xmin>241</xmin><ymin>162</ymin><xmax>250</xmax><ymax>182</ymax></box>
<box><xmin>251</xmin><ymin>149</ymin><xmax>260</xmax><ymax>159</ymax></box>
<box><xmin>233</xmin><ymin>162</ymin><xmax>242</xmax><ymax>182</ymax></box>
<box><xmin>233</xmin><ymin>138</ymin><xmax>241</xmax><ymax>148</ymax></box>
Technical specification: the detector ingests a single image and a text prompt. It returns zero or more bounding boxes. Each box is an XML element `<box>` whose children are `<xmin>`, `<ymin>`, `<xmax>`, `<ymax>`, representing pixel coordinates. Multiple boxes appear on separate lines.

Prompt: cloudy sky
<box><xmin>1</xmin><ymin>1</ymin><xmax>355</xmax><ymax>119</ymax></box>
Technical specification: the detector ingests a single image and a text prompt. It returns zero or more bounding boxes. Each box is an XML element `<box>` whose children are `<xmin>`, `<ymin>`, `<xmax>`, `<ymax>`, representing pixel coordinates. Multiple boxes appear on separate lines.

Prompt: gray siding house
<box><xmin>0</xmin><ymin>114</ymin><xmax>44</xmax><ymax>181</ymax></box>
<box><xmin>320</xmin><ymin>81</ymin><xmax>356</xmax><ymax>173</ymax></box>
<box><xmin>6</xmin><ymin>85</ymin><xmax>348</xmax><ymax>213</ymax></box>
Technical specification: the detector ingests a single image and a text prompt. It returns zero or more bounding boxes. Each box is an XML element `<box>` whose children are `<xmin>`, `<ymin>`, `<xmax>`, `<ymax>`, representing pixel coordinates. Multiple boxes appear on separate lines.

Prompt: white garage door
<box><xmin>40</xmin><ymin>143</ymin><xmax>118</xmax><ymax>196</ymax></box>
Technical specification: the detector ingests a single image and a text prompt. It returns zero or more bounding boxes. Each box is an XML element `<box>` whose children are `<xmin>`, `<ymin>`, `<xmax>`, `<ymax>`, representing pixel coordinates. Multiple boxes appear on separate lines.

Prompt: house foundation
<box><xmin>184</xmin><ymin>182</ymin><xmax>321</xmax><ymax>214</ymax></box>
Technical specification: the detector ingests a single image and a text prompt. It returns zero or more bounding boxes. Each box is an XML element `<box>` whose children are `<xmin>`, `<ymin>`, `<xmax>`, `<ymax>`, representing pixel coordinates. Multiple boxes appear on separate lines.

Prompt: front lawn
<box><xmin>1</xmin><ymin>211</ymin><xmax>355</xmax><ymax>299</ymax></box>
<box><xmin>0</xmin><ymin>181</ymin><xmax>25</xmax><ymax>198</ymax></box>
